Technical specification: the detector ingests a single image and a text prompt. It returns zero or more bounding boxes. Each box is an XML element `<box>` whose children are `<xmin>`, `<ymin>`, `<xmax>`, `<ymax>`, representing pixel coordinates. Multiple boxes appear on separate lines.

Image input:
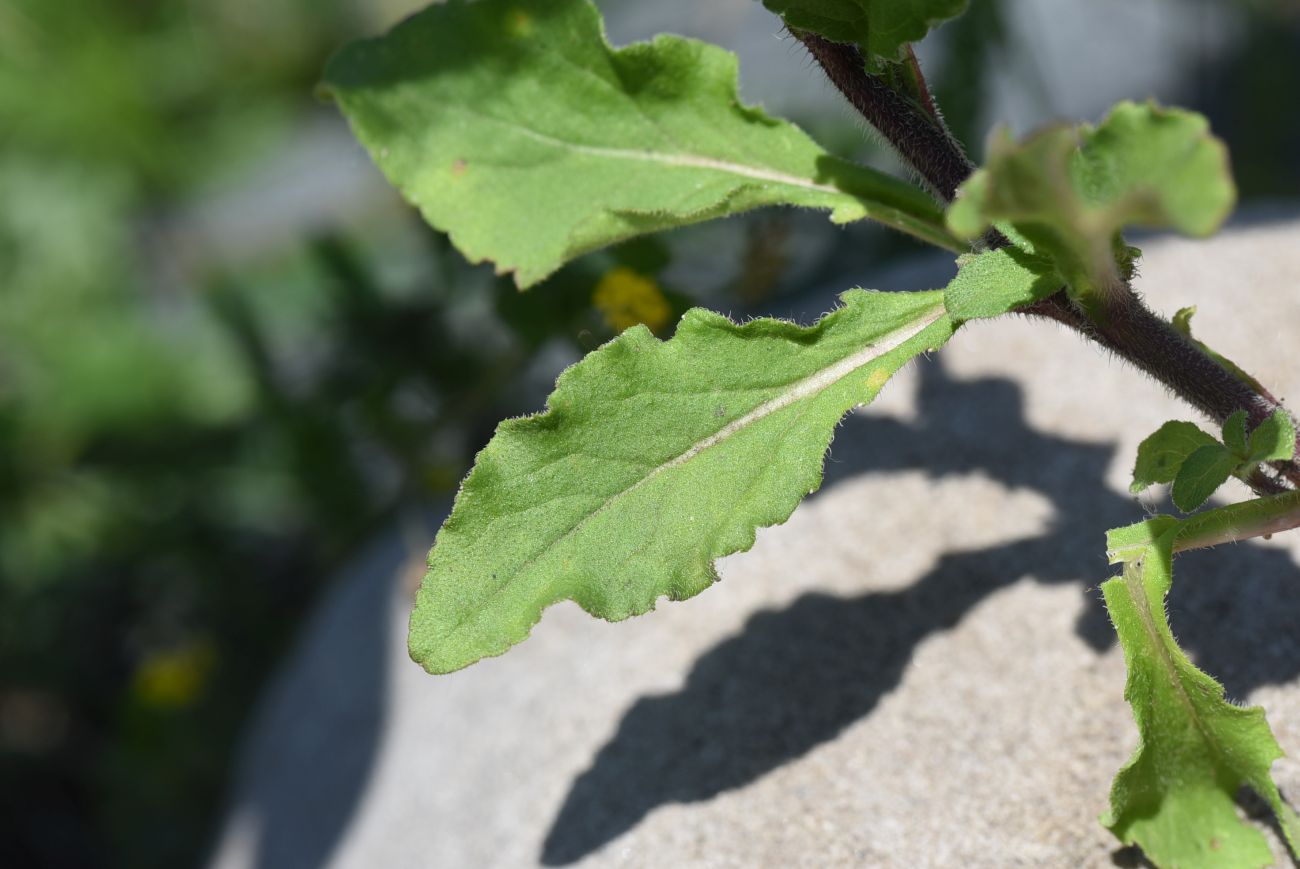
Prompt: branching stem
<box><xmin>795</xmin><ymin>30</ymin><xmax>1300</xmax><ymax>495</ymax></box>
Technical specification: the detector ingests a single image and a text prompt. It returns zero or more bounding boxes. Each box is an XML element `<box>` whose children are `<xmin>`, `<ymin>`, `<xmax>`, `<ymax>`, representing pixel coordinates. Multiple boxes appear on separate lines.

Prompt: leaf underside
<box><xmin>942</xmin><ymin>246</ymin><xmax>1057</xmax><ymax>322</ymax></box>
<box><xmin>1103</xmin><ymin>521</ymin><xmax>1300</xmax><ymax>869</ymax></box>
<box><xmin>760</xmin><ymin>0</ymin><xmax>968</xmax><ymax>60</ymax></box>
<box><xmin>324</xmin><ymin>0</ymin><xmax>952</xmax><ymax>288</ymax></box>
<box><xmin>409</xmin><ymin>290</ymin><xmax>952</xmax><ymax>673</ymax></box>
<box><xmin>948</xmin><ymin>101</ymin><xmax>1236</xmax><ymax>304</ymax></box>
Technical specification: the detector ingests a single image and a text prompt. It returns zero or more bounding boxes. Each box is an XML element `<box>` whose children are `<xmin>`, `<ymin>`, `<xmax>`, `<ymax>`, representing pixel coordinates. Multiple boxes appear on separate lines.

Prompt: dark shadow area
<box><xmin>1110</xmin><ymin>844</ymin><xmax>1156</xmax><ymax>868</ymax></box>
<box><xmin>542</xmin><ymin>360</ymin><xmax>1300</xmax><ymax>864</ymax></box>
<box><xmin>207</xmin><ymin>518</ymin><xmax>430</xmax><ymax>869</ymax></box>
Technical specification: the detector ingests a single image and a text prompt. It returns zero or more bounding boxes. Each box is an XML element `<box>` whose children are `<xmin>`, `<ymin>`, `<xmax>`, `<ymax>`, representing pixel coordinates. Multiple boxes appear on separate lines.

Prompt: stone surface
<box><xmin>209</xmin><ymin>216</ymin><xmax>1300</xmax><ymax>868</ymax></box>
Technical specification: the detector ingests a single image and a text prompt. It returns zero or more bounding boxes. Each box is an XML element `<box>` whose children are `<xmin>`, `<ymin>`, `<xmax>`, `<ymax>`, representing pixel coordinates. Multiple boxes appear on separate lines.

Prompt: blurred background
<box><xmin>2</xmin><ymin>1</ymin><xmax>1298</xmax><ymax>867</ymax></box>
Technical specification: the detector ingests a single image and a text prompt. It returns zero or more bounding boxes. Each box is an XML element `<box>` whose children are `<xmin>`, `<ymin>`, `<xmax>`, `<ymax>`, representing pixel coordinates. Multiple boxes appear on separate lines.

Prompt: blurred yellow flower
<box><xmin>592</xmin><ymin>267</ymin><xmax>672</xmax><ymax>334</ymax></box>
<box><xmin>132</xmin><ymin>641</ymin><xmax>216</xmax><ymax>709</ymax></box>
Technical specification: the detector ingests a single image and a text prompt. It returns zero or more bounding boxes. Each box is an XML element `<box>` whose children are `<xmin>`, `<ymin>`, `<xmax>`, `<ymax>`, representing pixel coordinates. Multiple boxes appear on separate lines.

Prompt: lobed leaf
<box><xmin>1102</xmin><ymin>521</ymin><xmax>1300</xmax><ymax>868</ymax></box>
<box><xmin>409</xmin><ymin>290</ymin><xmax>952</xmax><ymax>673</ymax></box>
<box><xmin>948</xmin><ymin>102</ymin><xmax>1235</xmax><ymax>308</ymax></box>
<box><xmin>760</xmin><ymin>0</ymin><xmax>968</xmax><ymax>61</ymax></box>
<box><xmin>1131</xmin><ymin>420</ymin><xmax>1219</xmax><ymax>494</ymax></box>
<box><xmin>324</xmin><ymin>0</ymin><xmax>957</xmax><ymax>288</ymax></box>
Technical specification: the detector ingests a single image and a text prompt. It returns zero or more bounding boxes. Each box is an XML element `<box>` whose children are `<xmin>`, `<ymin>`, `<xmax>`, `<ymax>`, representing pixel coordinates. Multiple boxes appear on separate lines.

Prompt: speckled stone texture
<box><xmin>210</xmin><ymin>216</ymin><xmax>1300</xmax><ymax>869</ymax></box>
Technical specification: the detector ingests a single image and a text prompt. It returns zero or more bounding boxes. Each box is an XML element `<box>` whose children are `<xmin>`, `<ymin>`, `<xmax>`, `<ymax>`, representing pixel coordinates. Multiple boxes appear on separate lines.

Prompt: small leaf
<box><xmin>1171</xmin><ymin>443</ymin><xmax>1238</xmax><ymax>512</ymax></box>
<box><xmin>1247</xmin><ymin>408</ymin><xmax>1297</xmax><ymax>465</ymax></box>
<box><xmin>325</xmin><ymin>0</ymin><xmax>957</xmax><ymax>288</ymax></box>
<box><xmin>761</xmin><ymin>0</ymin><xmax>968</xmax><ymax>60</ymax></box>
<box><xmin>1170</xmin><ymin>306</ymin><xmax>1269</xmax><ymax>396</ymax></box>
<box><xmin>1131</xmin><ymin>420</ymin><xmax>1219</xmax><ymax>494</ymax></box>
<box><xmin>942</xmin><ymin>245</ymin><xmax>1057</xmax><ymax>323</ymax></box>
<box><xmin>1221</xmin><ymin>410</ymin><xmax>1249</xmax><ymax>456</ymax></box>
<box><xmin>409</xmin><ymin>290</ymin><xmax>952</xmax><ymax>673</ymax></box>
<box><xmin>948</xmin><ymin>102</ymin><xmax>1235</xmax><ymax>307</ymax></box>
<box><xmin>1171</xmin><ymin>305</ymin><xmax>1197</xmax><ymax>336</ymax></box>
<box><xmin>1102</xmin><ymin>521</ymin><xmax>1300</xmax><ymax>868</ymax></box>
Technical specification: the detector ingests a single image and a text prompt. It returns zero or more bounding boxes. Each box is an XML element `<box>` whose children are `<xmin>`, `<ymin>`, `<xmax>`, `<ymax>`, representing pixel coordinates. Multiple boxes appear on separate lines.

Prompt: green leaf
<box><xmin>409</xmin><ymin>290</ymin><xmax>953</xmax><ymax>673</ymax></box>
<box><xmin>1131</xmin><ymin>421</ymin><xmax>1220</xmax><ymax>494</ymax></box>
<box><xmin>948</xmin><ymin>102</ymin><xmax>1235</xmax><ymax>308</ymax></box>
<box><xmin>1171</xmin><ymin>443</ymin><xmax>1238</xmax><ymax>512</ymax></box>
<box><xmin>1247</xmin><ymin>408</ymin><xmax>1297</xmax><ymax>465</ymax></box>
<box><xmin>324</xmin><ymin>0</ymin><xmax>958</xmax><ymax>289</ymax></box>
<box><xmin>1222</xmin><ymin>410</ymin><xmax>1249</xmax><ymax>456</ymax></box>
<box><xmin>1171</xmin><ymin>305</ymin><xmax>1196</xmax><ymax>335</ymax></box>
<box><xmin>1102</xmin><ymin>521</ymin><xmax>1300</xmax><ymax>868</ymax></box>
<box><xmin>761</xmin><ymin>0</ymin><xmax>968</xmax><ymax>60</ymax></box>
<box><xmin>942</xmin><ymin>245</ymin><xmax>1057</xmax><ymax>323</ymax></box>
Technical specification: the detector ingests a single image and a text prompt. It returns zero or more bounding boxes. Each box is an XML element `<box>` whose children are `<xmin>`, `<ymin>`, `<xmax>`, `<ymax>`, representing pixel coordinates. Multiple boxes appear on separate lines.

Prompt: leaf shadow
<box><xmin>541</xmin><ymin>359</ymin><xmax>1300</xmax><ymax>865</ymax></box>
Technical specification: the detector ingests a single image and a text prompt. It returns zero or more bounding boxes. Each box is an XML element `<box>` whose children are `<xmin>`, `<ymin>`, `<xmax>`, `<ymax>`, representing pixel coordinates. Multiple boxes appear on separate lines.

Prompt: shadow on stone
<box><xmin>216</xmin><ymin>523</ymin><xmax>413</xmax><ymax>869</ymax></box>
<box><xmin>542</xmin><ymin>360</ymin><xmax>1300</xmax><ymax>865</ymax></box>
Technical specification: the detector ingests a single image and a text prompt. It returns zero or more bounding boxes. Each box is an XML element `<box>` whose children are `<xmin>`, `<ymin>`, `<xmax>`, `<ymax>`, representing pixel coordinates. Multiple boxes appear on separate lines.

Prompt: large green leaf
<box><xmin>410</xmin><ymin>290</ymin><xmax>952</xmax><ymax>673</ymax></box>
<box><xmin>324</xmin><ymin>0</ymin><xmax>957</xmax><ymax>288</ymax></box>
<box><xmin>761</xmin><ymin>0</ymin><xmax>968</xmax><ymax>61</ymax></box>
<box><xmin>948</xmin><ymin>102</ymin><xmax>1235</xmax><ymax>309</ymax></box>
<box><xmin>1102</xmin><ymin>520</ymin><xmax>1300</xmax><ymax>868</ymax></box>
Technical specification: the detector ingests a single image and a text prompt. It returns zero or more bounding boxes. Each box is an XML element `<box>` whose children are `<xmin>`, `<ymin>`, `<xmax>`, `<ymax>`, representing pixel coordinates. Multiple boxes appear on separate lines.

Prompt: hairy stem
<box><xmin>796</xmin><ymin>30</ymin><xmax>1300</xmax><ymax>493</ymax></box>
<box><xmin>902</xmin><ymin>46</ymin><xmax>940</xmax><ymax>123</ymax></box>
<box><xmin>795</xmin><ymin>31</ymin><xmax>971</xmax><ymax>201</ymax></box>
<box><xmin>1173</xmin><ymin>488</ymin><xmax>1300</xmax><ymax>553</ymax></box>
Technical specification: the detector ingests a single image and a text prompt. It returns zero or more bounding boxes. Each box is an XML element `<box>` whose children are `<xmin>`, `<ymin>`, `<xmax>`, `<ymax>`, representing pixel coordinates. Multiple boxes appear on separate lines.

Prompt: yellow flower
<box><xmin>592</xmin><ymin>267</ymin><xmax>672</xmax><ymax>334</ymax></box>
<box><xmin>132</xmin><ymin>641</ymin><xmax>216</xmax><ymax>709</ymax></box>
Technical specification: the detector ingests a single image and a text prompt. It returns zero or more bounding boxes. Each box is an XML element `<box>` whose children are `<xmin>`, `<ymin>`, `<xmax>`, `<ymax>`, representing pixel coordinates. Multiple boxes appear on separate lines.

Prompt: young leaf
<box><xmin>948</xmin><ymin>102</ymin><xmax>1235</xmax><ymax>307</ymax></box>
<box><xmin>761</xmin><ymin>0</ymin><xmax>968</xmax><ymax>61</ymax></box>
<box><xmin>942</xmin><ymin>245</ymin><xmax>1056</xmax><ymax>323</ymax></box>
<box><xmin>1221</xmin><ymin>409</ymin><xmax>1249</xmax><ymax>456</ymax></box>
<box><xmin>324</xmin><ymin>0</ymin><xmax>958</xmax><ymax>289</ymax></box>
<box><xmin>1102</xmin><ymin>521</ymin><xmax>1300</xmax><ymax>869</ymax></box>
<box><xmin>1247</xmin><ymin>408</ymin><xmax>1297</xmax><ymax>465</ymax></box>
<box><xmin>1131</xmin><ymin>420</ymin><xmax>1219</xmax><ymax>494</ymax></box>
<box><xmin>409</xmin><ymin>290</ymin><xmax>953</xmax><ymax>673</ymax></box>
<box><xmin>1171</xmin><ymin>443</ymin><xmax>1238</xmax><ymax>512</ymax></box>
<box><xmin>1171</xmin><ymin>306</ymin><xmax>1269</xmax><ymax>396</ymax></box>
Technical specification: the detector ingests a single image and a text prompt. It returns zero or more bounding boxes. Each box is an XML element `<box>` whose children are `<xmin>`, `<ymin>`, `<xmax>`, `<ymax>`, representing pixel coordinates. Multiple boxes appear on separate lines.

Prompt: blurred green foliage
<box><xmin>0</xmin><ymin>2</ymin><xmax>688</xmax><ymax>867</ymax></box>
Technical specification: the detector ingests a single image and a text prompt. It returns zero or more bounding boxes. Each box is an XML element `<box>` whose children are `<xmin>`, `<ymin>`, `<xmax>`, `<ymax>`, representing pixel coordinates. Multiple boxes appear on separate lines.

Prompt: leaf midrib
<box><xmin>439</xmin><ymin>304</ymin><xmax>947</xmax><ymax>642</ymax></box>
<box><xmin>451</xmin><ymin>105</ymin><xmax>848</xmax><ymax>198</ymax></box>
<box><xmin>1123</xmin><ymin>554</ymin><xmax>1228</xmax><ymax>772</ymax></box>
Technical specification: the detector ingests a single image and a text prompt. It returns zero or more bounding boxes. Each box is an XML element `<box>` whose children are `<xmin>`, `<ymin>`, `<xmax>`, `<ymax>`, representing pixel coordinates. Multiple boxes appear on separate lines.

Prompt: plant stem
<box><xmin>795</xmin><ymin>32</ymin><xmax>971</xmax><ymax>202</ymax></box>
<box><xmin>795</xmin><ymin>30</ymin><xmax>1300</xmax><ymax>494</ymax></box>
<box><xmin>902</xmin><ymin>45</ymin><xmax>941</xmax><ymax>125</ymax></box>
<box><xmin>1173</xmin><ymin>488</ymin><xmax>1300</xmax><ymax>553</ymax></box>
